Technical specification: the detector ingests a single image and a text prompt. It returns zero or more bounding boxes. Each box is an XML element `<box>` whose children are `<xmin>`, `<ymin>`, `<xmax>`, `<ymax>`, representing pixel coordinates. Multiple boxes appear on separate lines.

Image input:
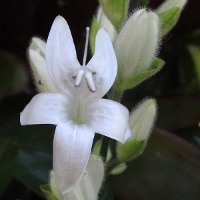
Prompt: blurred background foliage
<box><xmin>0</xmin><ymin>0</ymin><xmax>200</xmax><ymax>199</ymax></box>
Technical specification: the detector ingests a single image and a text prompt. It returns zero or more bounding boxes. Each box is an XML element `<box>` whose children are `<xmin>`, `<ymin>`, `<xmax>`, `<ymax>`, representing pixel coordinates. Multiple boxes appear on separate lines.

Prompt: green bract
<box><xmin>98</xmin><ymin>0</ymin><xmax>129</xmax><ymax>30</ymax></box>
<box><xmin>156</xmin><ymin>0</ymin><xmax>188</xmax><ymax>36</ymax></box>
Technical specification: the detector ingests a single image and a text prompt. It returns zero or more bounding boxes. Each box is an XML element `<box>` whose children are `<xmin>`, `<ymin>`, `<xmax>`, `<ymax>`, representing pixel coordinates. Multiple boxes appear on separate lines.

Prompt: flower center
<box><xmin>73</xmin><ymin>27</ymin><xmax>96</xmax><ymax>92</ymax></box>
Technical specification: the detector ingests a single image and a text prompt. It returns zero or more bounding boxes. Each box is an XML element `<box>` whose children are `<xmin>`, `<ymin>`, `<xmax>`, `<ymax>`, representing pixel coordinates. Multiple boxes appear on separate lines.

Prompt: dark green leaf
<box><xmin>0</xmin><ymin>51</ymin><xmax>28</xmax><ymax>100</ymax></box>
<box><xmin>12</xmin><ymin>150</ymin><xmax>52</xmax><ymax>197</ymax></box>
<box><xmin>157</xmin><ymin>96</ymin><xmax>200</xmax><ymax>130</ymax></box>
<box><xmin>109</xmin><ymin>128</ymin><xmax>200</xmax><ymax>200</ymax></box>
<box><xmin>0</xmin><ymin>124</ymin><xmax>53</xmax><ymax>196</ymax></box>
<box><xmin>0</xmin><ymin>143</ymin><xmax>19</xmax><ymax>196</ymax></box>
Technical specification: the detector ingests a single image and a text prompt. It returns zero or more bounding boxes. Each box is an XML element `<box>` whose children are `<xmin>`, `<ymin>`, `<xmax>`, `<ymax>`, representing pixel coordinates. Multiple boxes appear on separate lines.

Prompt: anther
<box><xmin>85</xmin><ymin>71</ymin><xmax>96</xmax><ymax>92</ymax></box>
<box><xmin>75</xmin><ymin>69</ymin><xmax>84</xmax><ymax>87</ymax></box>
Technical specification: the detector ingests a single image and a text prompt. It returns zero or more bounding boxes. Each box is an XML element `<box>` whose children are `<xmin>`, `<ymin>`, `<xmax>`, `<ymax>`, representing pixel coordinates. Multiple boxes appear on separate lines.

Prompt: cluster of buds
<box><xmin>91</xmin><ymin>0</ymin><xmax>187</xmax><ymax>94</ymax></box>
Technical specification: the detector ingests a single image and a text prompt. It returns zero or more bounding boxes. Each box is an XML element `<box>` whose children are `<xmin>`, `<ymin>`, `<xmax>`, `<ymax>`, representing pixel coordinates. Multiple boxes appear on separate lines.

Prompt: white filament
<box><xmin>82</xmin><ymin>27</ymin><xmax>90</xmax><ymax>67</ymax></box>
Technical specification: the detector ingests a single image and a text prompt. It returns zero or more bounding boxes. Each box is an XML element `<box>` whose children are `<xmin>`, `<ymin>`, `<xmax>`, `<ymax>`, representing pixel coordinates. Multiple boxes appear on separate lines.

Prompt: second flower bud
<box><xmin>113</xmin><ymin>9</ymin><xmax>161</xmax><ymax>92</ymax></box>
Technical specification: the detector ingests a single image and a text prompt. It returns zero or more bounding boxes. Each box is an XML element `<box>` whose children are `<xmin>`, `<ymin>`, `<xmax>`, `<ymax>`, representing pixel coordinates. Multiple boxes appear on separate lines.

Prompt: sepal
<box><xmin>40</xmin><ymin>184</ymin><xmax>60</xmax><ymax>200</ymax></box>
<box><xmin>113</xmin><ymin>58</ymin><xmax>165</xmax><ymax>92</ymax></box>
<box><xmin>90</xmin><ymin>17</ymin><xmax>101</xmax><ymax>54</ymax></box>
<box><xmin>156</xmin><ymin>0</ymin><xmax>187</xmax><ymax>36</ymax></box>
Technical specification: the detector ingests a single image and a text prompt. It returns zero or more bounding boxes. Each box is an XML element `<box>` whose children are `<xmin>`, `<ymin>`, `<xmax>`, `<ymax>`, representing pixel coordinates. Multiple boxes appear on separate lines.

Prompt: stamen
<box><xmin>82</xmin><ymin>27</ymin><xmax>90</xmax><ymax>67</ymax></box>
<box><xmin>85</xmin><ymin>71</ymin><xmax>96</xmax><ymax>92</ymax></box>
<box><xmin>75</xmin><ymin>69</ymin><xmax>84</xmax><ymax>87</ymax></box>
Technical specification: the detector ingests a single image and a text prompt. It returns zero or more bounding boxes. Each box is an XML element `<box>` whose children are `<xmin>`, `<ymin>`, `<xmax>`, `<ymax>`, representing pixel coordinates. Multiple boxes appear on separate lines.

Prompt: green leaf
<box><xmin>175</xmin><ymin>126</ymin><xmax>200</xmax><ymax>150</ymax></box>
<box><xmin>109</xmin><ymin>128</ymin><xmax>200</xmax><ymax>199</ymax></box>
<box><xmin>40</xmin><ymin>184</ymin><xmax>59</xmax><ymax>200</ymax></box>
<box><xmin>0</xmin><ymin>51</ymin><xmax>28</xmax><ymax>100</ymax></box>
<box><xmin>139</xmin><ymin>0</ymin><xmax>149</xmax><ymax>7</ymax></box>
<box><xmin>98</xmin><ymin>0</ymin><xmax>129</xmax><ymax>29</ymax></box>
<box><xmin>114</xmin><ymin>58</ymin><xmax>165</xmax><ymax>91</ymax></box>
<box><xmin>0</xmin><ymin>143</ymin><xmax>19</xmax><ymax>196</ymax></box>
<box><xmin>188</xmin><ymin>46</ymin><xmax>200</xmax><ymax>91</ymax></box>
<box><xmin>157</xmin><ymin>96</ymin><xmax>200</xmax><ymax>130</ymax></box>
<box><xmin>12</xmin><ymin>150</ymin><xmax>52</xmax><ymax>197</ymax></box>
<box><xmin>90</xmin><ymin>16</ymin><xmax>101</xmax><ymax>55</ymax></box>
<box><xmin>159</xmin><ymin>7</ymin><xmax>181</xmax><ymax>36</ymax></box>
<box><xmin>0</xmin><ymin>124</ymin><xmax>53</xmax><ymax>197</ymax></box>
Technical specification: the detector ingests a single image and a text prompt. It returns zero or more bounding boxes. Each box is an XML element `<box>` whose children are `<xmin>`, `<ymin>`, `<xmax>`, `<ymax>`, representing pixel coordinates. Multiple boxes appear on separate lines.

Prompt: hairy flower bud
<box><xmin>113</xmin><ymin>9</ymin><xmax>160</xmax><ymax>91</ymax></box>
<box><xmin>117</xmin><ymin>99</ymin><xmax>157</xmax><ymax>162</ymax></box>
<box><xmin>28</xmin><ymin>37</ymin><xmax>57</xmax><ymax>93</ymax></box>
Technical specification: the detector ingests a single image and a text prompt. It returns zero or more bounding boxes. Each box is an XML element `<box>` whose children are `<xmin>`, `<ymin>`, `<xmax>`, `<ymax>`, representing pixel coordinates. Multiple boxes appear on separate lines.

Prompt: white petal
<box><xmin>46</xmin><ymin>16</ymin><xmax>81</xmax><ymax>94</ymax></box>
<box><xmin>124</xmin><ymin>126</ymin><xmax>132</xmax><ymax>142</ymax></box>
<box><xmin>87</xmin><ymin>28</ymin><xmax>117</xmax><ymax>98</ymax></box>
<box><xmin>64</xmin><ymin>154</ymin><xmax>104</xmax><ymax>200</ymax></box>
<box><xmin>20</xmin><ymin>93</ymin><xmax>69</xmax><ymax>125</ymax></box>
<box><xmin>53</xmin><ymin>122</ymin><xmax>95</xmax><ymax>194</ymax></box>
<box><xmin>90</xmin><ymin>99</ymin><xmax>129</xmax><ymax>143</ymax></box>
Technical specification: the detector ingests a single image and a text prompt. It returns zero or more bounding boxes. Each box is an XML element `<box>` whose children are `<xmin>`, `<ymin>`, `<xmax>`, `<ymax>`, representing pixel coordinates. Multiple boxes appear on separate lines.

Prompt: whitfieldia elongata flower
<box><xmin>20</xmin><ymin>16</ymin><xmax>131</xmax><ymax>194</ymax></box>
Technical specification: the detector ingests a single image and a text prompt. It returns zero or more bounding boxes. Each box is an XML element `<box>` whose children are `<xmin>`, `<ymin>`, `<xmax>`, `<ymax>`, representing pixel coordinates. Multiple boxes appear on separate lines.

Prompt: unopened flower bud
<box><xmin>28</xmin><ymin>37</ymin><xmax>57</xmax><ymax>93</ymax></box>
<box><xmin>117</xmin><ymin>99</ymin><xmax>157</xmax><ymax>162</ymax></box>
<box><xmin>113</xmin><ymin>9</ymin><xmax>160</xmax><ymax>91</ymax></box>
<box><xmin>96</xmin><ymin>6</ymin><xmax>117</xmax><ymax>42</ymax></box>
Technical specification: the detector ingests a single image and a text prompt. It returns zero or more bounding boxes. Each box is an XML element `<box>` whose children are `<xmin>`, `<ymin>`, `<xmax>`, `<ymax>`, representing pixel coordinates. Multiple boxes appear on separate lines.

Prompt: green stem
<box><xmin>107</xmin><ymin>88</ymin><xmax>123</xmax><ymax>102</ymax></box>
<box><xmin>107</xmin><ymin>159</ymin><xmax>121</xmax><ymax>174</ymax></box>
<box><xmin>100</xmin><ymin>136</ymin><xmax>110</xmax><ymax>161</ymax></box>
<box><xmin>110</xmin><ymin>139</ymin><xmax>117</xmax><ymax>159</ymax></box>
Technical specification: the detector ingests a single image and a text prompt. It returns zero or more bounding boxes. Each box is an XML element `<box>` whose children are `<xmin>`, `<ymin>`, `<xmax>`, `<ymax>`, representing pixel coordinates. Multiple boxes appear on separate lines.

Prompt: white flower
<box><xmin>20</xmin><ymin>16</ymin><xmax>131</xmax><ymax>194</ymax></box>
